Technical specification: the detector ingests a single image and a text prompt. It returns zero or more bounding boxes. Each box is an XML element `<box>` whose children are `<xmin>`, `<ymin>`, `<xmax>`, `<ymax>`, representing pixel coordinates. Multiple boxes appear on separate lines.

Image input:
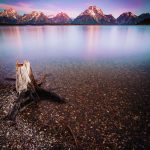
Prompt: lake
<box><xmin>0</xmin><ymin>26</ymin><xmax>150</xmax><ymax>65</ymax></box>
<box><xmin>0</xmin><ymin>26</ymin><xmax>150</xmax><ymax>149</ymax></box>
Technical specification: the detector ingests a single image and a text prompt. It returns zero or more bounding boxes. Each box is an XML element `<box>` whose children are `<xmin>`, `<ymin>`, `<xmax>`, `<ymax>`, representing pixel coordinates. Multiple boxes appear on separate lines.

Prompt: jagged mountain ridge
<box><xmin>73</xmin><ymin>6</ymin><xmax>116</xmax><ymax>24</ymax></box>
<box><xmin>0</xmin><ymin>8</ymin><xmax>72</xmax><ymax>24</ymax></box>
<box><xmin>0</xmin><ymin>6</ymin><xmax>150</xmax><ymax>25</ymax></box>
<box><xmin>117</xmin><ymin>12</ymin><xmax>150</xmax><ymax>25</ymax></box>
<box><xmin>116</xmin><ymin>12</ymin><xmax>137</xmax><ymax>25</ymax></box>
<box><xmin>50</xmin><ymin>12</ymin><xmax>72</xmax><ymax>24</ymax></box>
<box><xmin>0</xmin><ymin>8</ymin><xmax>20</xmax><ymax>24</ymax></box>
<box><xmin>18</xmin><ymin>11</ymin><xmax>49</xmax><ymax>24</ymax></box>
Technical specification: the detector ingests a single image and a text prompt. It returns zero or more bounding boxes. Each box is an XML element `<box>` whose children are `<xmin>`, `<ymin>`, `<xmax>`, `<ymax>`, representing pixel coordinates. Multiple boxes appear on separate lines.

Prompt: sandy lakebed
<box><xmin>0</xmin><ymin>58</ymin><xmax>150</xmax><ymax>150</ymax></box>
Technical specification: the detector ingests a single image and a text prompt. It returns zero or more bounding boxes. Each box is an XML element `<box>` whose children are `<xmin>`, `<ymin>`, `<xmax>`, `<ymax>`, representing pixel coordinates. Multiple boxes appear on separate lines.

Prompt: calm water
<box><xmin>0</xmin><ymin>26</ymin><xmax>150</xmax><ymax>64</ymax></box>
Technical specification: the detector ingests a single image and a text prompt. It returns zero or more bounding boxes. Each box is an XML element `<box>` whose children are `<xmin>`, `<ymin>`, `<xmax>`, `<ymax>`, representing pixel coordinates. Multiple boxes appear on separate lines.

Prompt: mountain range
<box><xmin>0</xmin><ymin>6</ymin><xmax>150</xmax><ymax>25</ymax></box>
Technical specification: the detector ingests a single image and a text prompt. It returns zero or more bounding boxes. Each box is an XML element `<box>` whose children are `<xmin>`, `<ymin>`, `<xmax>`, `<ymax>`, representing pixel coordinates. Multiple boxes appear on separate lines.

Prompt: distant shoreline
<box><xmin>1</xmin><ymin>7</ymin><xmax>150</xmax><ymax>25</ymax></box>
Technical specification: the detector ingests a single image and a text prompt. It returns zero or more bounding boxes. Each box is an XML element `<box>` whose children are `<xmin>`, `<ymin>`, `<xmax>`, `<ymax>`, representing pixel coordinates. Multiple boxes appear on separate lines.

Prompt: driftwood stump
<box><xmin>16</xmin><ymin>60</ymin><xmax>37</xmax><ymax>95</ymax></box>
<box><xmin>6</xmin><ymin>60</ymin><xmax>65</xmax><ymax>121</ymax></box>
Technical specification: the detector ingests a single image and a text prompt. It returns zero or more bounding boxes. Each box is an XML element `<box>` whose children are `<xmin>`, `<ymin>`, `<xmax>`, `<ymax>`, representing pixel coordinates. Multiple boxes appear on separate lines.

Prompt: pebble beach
<box><xmin>0</xmin><ymin>59</ymin><xmax>150</xmax><ymax>150</ymax></box>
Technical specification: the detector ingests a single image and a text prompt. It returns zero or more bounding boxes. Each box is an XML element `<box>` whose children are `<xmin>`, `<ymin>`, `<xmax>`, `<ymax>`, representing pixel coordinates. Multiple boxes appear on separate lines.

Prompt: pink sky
<box><xmin>0</xmin><ymin>0</ymin><xmax>149</xmax><ymax>18</ymax></box>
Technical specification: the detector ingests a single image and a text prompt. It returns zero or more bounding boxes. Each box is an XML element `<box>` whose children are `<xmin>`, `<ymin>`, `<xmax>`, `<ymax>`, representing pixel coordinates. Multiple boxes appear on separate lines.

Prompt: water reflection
<box><xmin>0</xmin><ymin>26</ymin><xmax>150</xmax><ymax>62</ymax></box>
<box><xmin>85</xmin><ymin>26</ymin><xmax>99</xmax><ymax>59</ymax></box>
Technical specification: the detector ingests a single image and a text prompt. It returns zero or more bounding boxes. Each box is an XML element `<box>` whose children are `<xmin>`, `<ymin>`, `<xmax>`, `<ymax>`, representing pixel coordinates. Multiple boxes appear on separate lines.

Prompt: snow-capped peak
<box><xmin>27</xmin><ymin>11</ymin><xmax>46</xmax><ymax>20</ymax></box>
<box><xmin>0</xmin><ymin>8</ymin><xmax>18</xmax><ymax>19</ymax></box>
<box><xmin>55</xmin><ymin>12</ymin><xmax>70</xmax><ymax>18</ymax></box>
<box><xmin>80</xmin><ymin>6</ymin><xmax>104</xmax><ymax>17</ymax></box>
<box><xmin>31</xmin><ymin>11</ymin><xmax>40</xmax><ymax>16</ymax></box>
<box><xmin>4</xmin><ymin>8</ymin><xmax>17</xmax><ymax>14</ymax></box>
<box><xmin>51</xmin><ymin>12</ymin><xmax>71</xmax><ymax>24</ymax></box>
<box><xmin>121</xmin><ymin>12</ymin><xmax>137</xmax><ymax>17</ymax></box>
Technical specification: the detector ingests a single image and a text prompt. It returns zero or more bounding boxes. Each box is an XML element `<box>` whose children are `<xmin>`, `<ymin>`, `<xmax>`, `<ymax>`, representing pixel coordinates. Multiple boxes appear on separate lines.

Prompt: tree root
<box><xmin>4</xmin><ymin>87</ymin><xmax>65</xmax><ymax>121</ymax></box>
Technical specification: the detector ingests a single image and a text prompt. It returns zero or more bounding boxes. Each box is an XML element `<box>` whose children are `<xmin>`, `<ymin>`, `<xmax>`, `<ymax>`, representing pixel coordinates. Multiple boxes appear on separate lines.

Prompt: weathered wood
<box><xmin>16</xmin><ymin>60</ymin><xmax>37</xmax><ymax>94</ymax></box>
<box><xmin>5</xmin><ymin>60</ymin><xmax>65</xmax><ymax>121</ymax></box>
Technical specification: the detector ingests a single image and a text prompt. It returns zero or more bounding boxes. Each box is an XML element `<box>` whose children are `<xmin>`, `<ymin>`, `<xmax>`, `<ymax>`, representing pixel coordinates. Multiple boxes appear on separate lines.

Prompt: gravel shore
<box><xmin>0</xmin><ymin>59</ymin><xmax>150</xmax><ymax>150</ymax></box>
